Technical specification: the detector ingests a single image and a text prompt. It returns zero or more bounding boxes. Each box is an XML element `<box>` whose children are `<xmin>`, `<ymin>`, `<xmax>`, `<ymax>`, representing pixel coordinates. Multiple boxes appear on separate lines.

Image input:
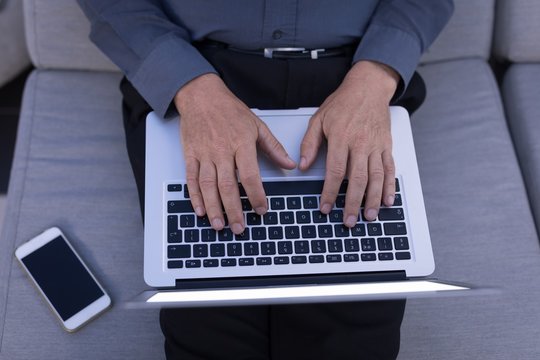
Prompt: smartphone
<box><xmin>14</xmin><ymin>227</ymin><xmax>111</xmax><ymax>332</ymax></box>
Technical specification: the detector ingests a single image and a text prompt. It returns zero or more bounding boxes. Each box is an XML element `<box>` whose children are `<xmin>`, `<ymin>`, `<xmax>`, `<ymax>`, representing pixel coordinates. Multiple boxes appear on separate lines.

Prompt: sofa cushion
<box><xmin>0</xmin><ymin>70</ymin><xmax>162</xmax><ymax>359</ymax></box>
<box><xmin>398</xmin><ymin>59</ymin><xmax>540</xmax><ymax>359</ymax></box>
<box><xmin>494</xmin><ymin>0</ymin><xmax>540</xmax><ymax>62</ymax></box>
<box><xmin>0</xmin><ymin>0</ymin><xmax>31</xmax><ymax>86</ymax></box>
<box><xmin>503</xmin><ymin>64</ymin><xmax>540</xmax><ymax>236</ymax></box>
<box><xmin>23</xmin><ymin>0</ymin><xmax>118</xmax><ymax>72</ymax></box>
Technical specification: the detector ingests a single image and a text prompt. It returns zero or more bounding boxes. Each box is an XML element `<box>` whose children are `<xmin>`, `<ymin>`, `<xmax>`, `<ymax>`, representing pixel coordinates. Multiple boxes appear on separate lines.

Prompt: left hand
<box><xmin>299</xmin><ymin>60</ymin><xmax>399</xmax><ymax>227</ymax></box>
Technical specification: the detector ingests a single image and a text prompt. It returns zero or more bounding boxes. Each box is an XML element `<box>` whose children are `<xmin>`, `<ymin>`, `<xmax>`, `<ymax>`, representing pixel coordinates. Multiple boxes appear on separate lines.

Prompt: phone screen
<box><xmin>20</xmin><ymin>235</ymin><xmax>105</xmax><ymax>321</ymax></box>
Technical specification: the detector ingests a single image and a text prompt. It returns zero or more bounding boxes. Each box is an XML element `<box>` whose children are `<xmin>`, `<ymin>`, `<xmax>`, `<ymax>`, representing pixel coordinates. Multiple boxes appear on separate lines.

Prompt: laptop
<box><xmin>132</xmin><ymin>107</ymin><xmax>475</xmax><ymax>308</ymax></box>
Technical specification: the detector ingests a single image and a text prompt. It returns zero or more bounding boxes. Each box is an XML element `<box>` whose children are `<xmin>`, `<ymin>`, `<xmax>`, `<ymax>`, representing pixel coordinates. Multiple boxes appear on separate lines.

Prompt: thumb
<box><xmin>257</xmin><ymin>120</ymin><xmax>297</xmax><ymax>169</ymax></box>
<box><xmin>299</xmin><ymin>115</ymin><xmax>324</xmax><ymax>171</ymax></box>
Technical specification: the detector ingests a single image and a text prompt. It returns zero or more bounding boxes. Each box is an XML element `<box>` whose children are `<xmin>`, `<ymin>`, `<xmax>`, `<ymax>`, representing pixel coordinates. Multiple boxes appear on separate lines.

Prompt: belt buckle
<box><xmin>263</xmin><ymin>47</ymin><xmax>326</xmax><ymax>59</ymax></box>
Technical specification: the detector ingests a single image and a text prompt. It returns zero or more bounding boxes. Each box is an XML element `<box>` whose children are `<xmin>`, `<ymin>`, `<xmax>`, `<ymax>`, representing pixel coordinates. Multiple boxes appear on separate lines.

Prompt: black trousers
<box><xmin>121</xmin><ymin>46</ymin><xmax>425</xmax><ymax>360</ymax></box>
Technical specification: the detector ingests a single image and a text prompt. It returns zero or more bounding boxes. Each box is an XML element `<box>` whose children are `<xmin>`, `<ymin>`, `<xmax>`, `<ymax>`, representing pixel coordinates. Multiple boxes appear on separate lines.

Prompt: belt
<box><xmin>196</xmin><ymin>40</ymin><xmax>356</xmax><ymax>60</ymax></box>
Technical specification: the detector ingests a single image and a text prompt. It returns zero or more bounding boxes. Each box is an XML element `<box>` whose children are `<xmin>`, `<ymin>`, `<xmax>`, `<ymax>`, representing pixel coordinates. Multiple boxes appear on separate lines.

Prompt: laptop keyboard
<box><xmin>165</xmin><ymin>179</ymin><xmax>412</xmax><ymax>269</ymax></box>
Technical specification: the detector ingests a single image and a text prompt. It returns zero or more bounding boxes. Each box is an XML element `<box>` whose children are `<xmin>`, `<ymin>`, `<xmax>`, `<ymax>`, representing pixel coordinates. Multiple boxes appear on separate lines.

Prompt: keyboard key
<box><xmin>335</xmin><ymin>195</ymin><xmax>346</xmax><ymax>208</ymax></box>
<box><xmin>235</xmin><ymin>231</ymin><xmax>250</xmax><ymax>241</ymax></box>
<box><xmin>203</xmin><ymin>259</ymin><xmax>219</xmax><ymax>267</ymax></box>
<box><xmin>287</xmin><ymin>197</ymin><xmax>302</xmax><ymax>209</ymax></box>
<box><xmin>268</xmin><ymin>227</ymin><xmax>284</xmax><ymax>240</ymax></box>
<box><xmin>296</xmin><ymin>211</ymin><xmax>311</xmax><ymax>224</ymax></box>
<box><xmin>167</xmin><ymin>260</ymin><xmax>183</xmax><ymax>269</ymax></box>
<box><xmin>367</xmin><ymin>223</ymin><xmax>383</xmax><ymax>236</ymax></box>
<box><xmin>284</xmin><ymin>226</ymin><xmax>300</xmax><ymax>239</ymax></box>
<box><xmin>378</xmin><ymin>252</ymin><xmax>394</xmax><ymax>261</ymax></box>
<box><xmin>377</xmin><ymin>237</ymin><xmax>393</xmax><ymax>251</ymax></box>
<box><xmin>221</xmin><ymin>258</ymin><xmax>237</xmax><ymax>267</ymax></box>
<box><xmin>168</xmin><ymin>230</ymin><xmax>182</xmax><ymax>243</ymax></box>
<box><xmin>378</xmin><ymin>208</ymin><xmax>405</xmax><ymax>221</ymax></box>
<box><xmin>263</xmin><ymin>212</ymin><xmax>278</xmax><ymax>225</ymax></box>
<box><xmin>168</xmin><ymin>200</ymin><xmax>194</xmax><ymax>213</ymax></box>
<box><xmin>218</xmin><ymin>228</ymin><xmax>234</xmax><ymax>241</ymax></box>
<box><xmin>334</xmin><ymin>224</ymin><xmax>350</xmax><ymax>238</ymax></box>
<box><xmin>309</xmin><ymin>255</ymin><xmax>324</xmax><ymax>263</ymax></box>
<box><xmin>394</xmin><ymin>237</ymin><xmax>410</xmax><ymax>250</ymax></box>
<box><xmin>329</xmin><ymin>210</ymin><xmax>343</xmax><ymax>223</ymax></box>
<box><xmin>271</xmin><ymin>197</ymin><xmax>286</xmax><ymax>210</ymax></box>
<box><xmin>301</xmin><ymin>225</ymin><xmax>317</xmax><ymax>238</ymax></box>
<box><xmin>244</xmin><ymin>242</ymin><xmax>260</xmax><ymax>256</ymax></box>
<box><xmin>303</xmin><ymin>196</ymin><xmax>318</xmax><ymax>209</ymax></box>
<box><xmin>262</xmin><ymin>181</ymin><xmax>324</xmax><ymax>196</ymax></box>
<box><xmin>361</xmin><ymin>253</ymin><xmax>376</xmax><ymax>262</ymax></box>
<box><xmin>328</xmin><ymin>239</ymin><xmax>343</xmax><ymax>253</ymax></box>
<box><xmin>384</xmin><ymin>222</ymin><xmax>407</xmax><ymax>235</ymax></box>
<box><xmin>396</xmin><ymin>252</ymin><xmax>412</xmax><ymax>260</ymax></box>
<box><xmin>168</xmin><ymin>245</ymin><xmax>191</xmax><ymax>258</ymax></box>
<box><xmin>241</xmin><ymin>198</ymin><xmax>252</xmax><ymax>211</ymax></box>
<box><xmin>311</xmin><ymin>240</ymin><xmax>326</xmax><ymax>253</ymax></box>
<box><xmin>180</xmin><ymin>214</ymin><xmax>195</xmax><ymax>228</ymax></box>
<box><xmin>393</xmin><ymin>194</ymin><xmax>402</xmax><ymax>206</ymax></box>
<box><xmin>318</xmin><ymin>225</ymin><xmax>333</xmax><ymax>238</ymax></box>
<box><xmin>344</xmin><ymin>238</ymin><xmax>360</xmax><ymax>252</ymax></box>
<box><xmin>292</xmin><ymin>256</ymin><xmax>308</xmax><ymax>264</ymax></box>
<box><xmin>327</xmin><ymin>254</ymin><xmax>342</xmax><ymax>263</ymax></box>
<box><xmin>351</xmin><ymin>223</ymin><xmax>366</xmax><ymax>237</ymax></box>
<box><xmin>294</xmin><ymin>241</ymin><xmax>310</xmax><ymax>254</ymax></box>
<box><xmin>186</xmin><ymin>260</ymin><xmax>201</xmax><ymax>268</ymax></box>
<box><xmin>251</xmin><ymin>227</ymin><xmax>267</xmax><ymax>240</ymax></box>
<box><xmin>197</xmin><ymin>216</ymin><xmax>211</xmax><ymax>227</ymax></box>
<box><xmin>256</xmin><ymin>257</ymin><xmax>272</xmax><ymax>266</ymax></box>
<box><xmin>395</xmin><ymin>178</ymin><xmax>400</xmax><ymax>192</ymax></box>
<box><xmin>361</xmin><ymin>238</ymin><xmax>376</xmax><ymax>252</ymax></box>
<box><xmin>274</xmin><ymin>256</ymin><xmax>290</xmax><ymax>265</ymax></box>
<box><xmin>344</xmin><ymin>254</ymin><xmax>359</xmax><ymax>262</ymax></box>
<box><xmin>312</xmin><ymin>211</ymin><xmax>328</xmax><ymax>223</ymax></box>
<box><xmin>261</xmin><ymin>242</ymin><xmax>276</xmax><ymax>255</ymax></box>
<box><xmin>278</xmin><ymin>241</ymin><xmax>293</xmax><ymax>254</ymax></box>
<box><xmin>279</xmin><ymin>211</ymin><xmax>295</xmax><ymax>224</ymax></box>
<box><xmin>193</xmin><ymin>244</ymin><xmax>208</xmax><ymax>258</ymax></box>
<box><xmin>227</xmin><ymin>243</ymin><xmax>242</xmax><ymax>256</ymax></box>
<box><xmin>239</xmin><ymin>258</ymin><xmax>255</xmax><ymax>266</ymax></box>
<box><xmin>168</xmin><ymin>215</ymin><xmax>178</xmax><ymax>232</ymax></box>
<box><xmin>246</xmin><ymin>212</ymin><xmax>262</xmax><ymax>225</ymax></box>
<box><xmin>184</xmin><ymin>229</ymin><xmax>199</xmax><ymax>243</ymax></box>
<box><xmin>210</xmin><ymin>243</ymin><xmax>225</xmax><ymax>257</ymax></box>
<box><xmin>201</xmin><ymin>229</ymin><xmax>217</xmax><ymax>242</ymax></box>
<box><xmin>168</xmin><ymin>184</ymin><xmax>182</xmax><ymax>192</ymax></box>
<box><xmin>184</xmin><ymin>185</ymin><xmax>190</xmax><ymax>198</ymax></box>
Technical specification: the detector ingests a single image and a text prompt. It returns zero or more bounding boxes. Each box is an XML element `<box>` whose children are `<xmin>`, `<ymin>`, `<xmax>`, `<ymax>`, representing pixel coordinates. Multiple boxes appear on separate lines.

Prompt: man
<box><xmin>78</xmin><ymin>1</ymin><xmax>453</xmax><ymax>359</ymax></box>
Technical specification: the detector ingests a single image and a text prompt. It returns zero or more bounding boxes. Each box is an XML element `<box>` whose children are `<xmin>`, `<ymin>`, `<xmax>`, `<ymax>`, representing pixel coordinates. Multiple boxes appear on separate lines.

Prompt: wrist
<box><xmin>174</xmin><ymin>73</ymin><xmax>224</xmax><ymax>112</ymax></box>
<box><xmin>345</xmin><ymin>61</ymin><xmax>399</xmax><ymax>102</ymax></box>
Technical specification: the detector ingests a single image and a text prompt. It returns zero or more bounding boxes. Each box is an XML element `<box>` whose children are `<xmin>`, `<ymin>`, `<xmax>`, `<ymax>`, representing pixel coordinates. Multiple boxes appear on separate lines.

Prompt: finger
<box><xmin>381</xmin><ymin>150</ymin><xmax>396</xmax><ymax>207</ymax></box>
<box><xmin>198</xmin><ymin>160</ymin><xmax>225</xmax><ymax>230</ymax></box>
<box><xmin>184</xmin><ymin>157</ymin><xmax>205</xmax><ymax>216</ymax></box>
<box><xmin>235</xmin><ymin>143</ymin><xmax>267</xmax><ymax>215</ymax></box>
<box><xmin>343</xmin><ymin>151</ymin><xmax>368</xmax><ymax>227</ymax></box>
<box><xmin>363</xmin><ymin>152</ymin><xmax>385</xmax><ymax>221</ymax></box>
<box><xmin>299</xmin><ymin>115</ymin><xmax>324</xmax><ymax>170</ymax></box>
<box><xmin>216</xmin><ymin>159</ymin><xmax>245</xmax><ymax>234</ymax></box>
<box><xmin>257</xmin><ymin>121</ymin><xmax>296</xmax><ymax>169</ymax></box>
<box><xmin>320</xmin><ymin>138</ymin><xmax>349</xmax><ymax>214</ymax></box>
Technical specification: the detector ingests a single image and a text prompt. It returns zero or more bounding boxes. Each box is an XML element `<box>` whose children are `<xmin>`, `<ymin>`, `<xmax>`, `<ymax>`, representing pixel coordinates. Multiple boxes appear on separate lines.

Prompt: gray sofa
<box><xmin>0</xmin><ymin>0</ymin><xmax>30</xmax><ymax>87</ymax></box>
<box><xmin>1</xmin><ymin>0</ymin><xmax>540</xmax><ymax>359</ymax></box>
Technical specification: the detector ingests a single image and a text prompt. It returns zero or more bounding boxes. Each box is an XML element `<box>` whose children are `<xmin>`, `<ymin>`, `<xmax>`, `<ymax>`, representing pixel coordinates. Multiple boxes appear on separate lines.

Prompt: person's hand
<box><xmin>174</xmin><ymin>73</ymin><xmax>296</xmax><ymax>234</ymax></box>
<box><xmin>299</xmin><ymin>61</ymin><xmax>399</xmax><ymax>227</ymax></box>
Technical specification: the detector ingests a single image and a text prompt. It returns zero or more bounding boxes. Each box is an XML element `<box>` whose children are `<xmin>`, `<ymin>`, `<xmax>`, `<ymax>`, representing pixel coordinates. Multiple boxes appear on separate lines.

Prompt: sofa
<box><xmin>1</xmin><ymin>0</ymin><xmax>539</xmax><ymax>359</ymax></box>
<box><xmin>0</xmin><ymin>0</ymin><xmax>30</xmax><ymax>88</ymax></box>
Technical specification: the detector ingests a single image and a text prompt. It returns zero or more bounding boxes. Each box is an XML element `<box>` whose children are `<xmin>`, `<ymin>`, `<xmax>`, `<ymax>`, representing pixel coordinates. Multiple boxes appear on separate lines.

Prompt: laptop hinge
<box><xmin>173</xmin><ymin>271</ymin><xmax>406</xmax><ymax>290</ymax></box>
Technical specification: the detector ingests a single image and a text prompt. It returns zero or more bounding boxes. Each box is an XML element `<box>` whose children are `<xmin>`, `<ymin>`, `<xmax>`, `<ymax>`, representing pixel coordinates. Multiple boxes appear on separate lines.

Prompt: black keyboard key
<box><xmin>329</xmin><ymin>210</ymin><xmax>343</xmax><ymax>223</ymax></box>
<box><xmin>168</xmin><ymin>230</ymin><xmax>182</xmax><ymax>243</ymax></box>
<box><xmin>309</xmin><ymin>255</ymin><xmax>324</xmax><ymax>263</ymax></box>
<box><xmin>303</xmin><ymin>196</ymin><xmax>318</xmax><ymax>209</ymax></box>
<box><xmin>262</xmin><ymin>181</ymin><xmax>323</xmax><ymax>196</ymax></box>
<box><xmin>377</xmin><ymin>237</ymin><xmax>393</xmax><ymax>251</ymax></box>
<box><xmin>292</xmin><ymin>256</ymin><xmax>308</xmax><ymax>264</ymax></box>
<box><xmin>327</xmin><ymin>254</ymin><xmax>342</xmax><ymax>263</ymax></box>
<box><xmin>184</xmin><ymin>229</ymin><xmax>199</xmax><ymax>243</ymax></box>
<box><xmin>367</xmin><ymin>223</ymin><xmax>383</xmax><ymax>236</ymax></box>
<box><xmin>261</xmin><ymin>242</ymin><xmax>276</xmax><ymax>255</ymax></box>
<box><xmin>393</xmin><ymin>194</ymin><xmax>402</xmax><ymax>206</ymax></box>
<box><xmin>168</xmin><ymin>215</ymin><xmax>178</xmax><ymax>232</ymax></box>
<box><xmin>235</xmin><ymin>231</ymin><xmax>250</xmax><ymax>241</ymax></box>
<box><xmin>378</xmin><ymin>252</ymin><xmax>394</xmax><ymax>261</ymax></box>
<box><xmin>197</xmin><ymin>216</ymin><xmax>211</xmax><ymax>227</ymax></box>
<box><xmin>279</xmin><ymin>211</ymin><xmax>295</xmax><ymax>224</ymax></box>
<box><xmin>221</xmin><ymin>258</ymin><xmax>237</xmax><ymax>267</ymax></box>
<box><xmin>394</xmin><ymin>237</ymin><xmax>410</xmax><ymax>250</ymax></box>
<box><xmin>278</xmin><ymin>241</ymin><xmax>293</xmax><ymax>254</ymax></box>
<box><xmin>227</xmin><ymin>243</ymin><xmax>242</xmax><ymax>256</ymax></box>
<box><xmin>218</xmin><ymin>228</ymin><xmax>234</xmax><ymax>241</ymax></box>
<box><xmin>274</xmin><ymin>256</ymin><xmax>290</xmax><ymax>265</ymax></box>
<box><xmin>210</xmin><ymin>243</ymin><xmax>225</xmax><ymax>257</ymax></box>
<box><xmin>180</xmin><ymin>214</ymin><xmax>195</xmax><ymax>228</ymax></box>
<box><xmin>251</xmin><ymin>227</ymin><xmax>267</xmax><ymax>240</ymax></box>
<box><xmin>344</xmin><ymin>238</ymin><xmax>360</xmax><ymax>252</ymax></box>
<box><xmin>396</xmin><ymin>252</ymin><xmax>411</xmax><ymax>260</ymax></box>
<box><xmin>193</xmin><ymin>244</ymin><xmax>208</xmax><ymax>258</ymax></box>
<box><xmin>328</xmin><ymin>239</ymin><xmax>343</xmax><ymax>253</ymax></box>
<box><xmin>244</xmin><ymin>242</ymin><xmax>260</xmax><ymax>256</ymax></box>
<box><xmin>318</xmin><ymin>225</ymin><xmax>333</xmax><ymax>238</ymax></box>
<box><xmin>284</xmin><ymin>226</ymin><xmax>300</xmax><ymax>239</ymax></box>
<box><xmin>361</xmin><ymin>253</ymin><xmax>376</xmax><ymax>261</ymax></box>
<box><xmin>301</xmin><ymin>225</ymin><xmax>317</xmax><ymax>238</ymax></box>
<box><xmin>296</xmin><ymin>211</ymin><xmax>311</xmax><ymax>224</ymax></box>
<box><xmin>334</xmin><ymin>224</ymin><xmax>350</xmax><ymax>238</ymax></box>
<box><xmin>378</xmin><ymin>208</ymin><xmax>405</xmax><ymax>221</ymax></box>
<box><xmin>395</xmin><ymin>178</ymin><xmax>400</xmax><ymax>192</ymax></box>
<box><xmin>186</xmin><ymin>260</ymin><xmax>201</xmax><ymax>268</ymax></box>
<box><xmin>168</xmin><ymin>184</ymin><xmax>182</xmax><ymax>192</ymax></box>
<box><xmin>167</xmin><ymin>260</ymin><xmax>183</xmax><ymax>269</ymax></box>
<box><xmin>335</xmin><ymin>195</ymin><xmax>346</xmax><ymax>208</ymax></box>
<box><xmin>271</xmin><ymin>197</ymin><xmax>286</xmax><ymax>210</ymax></box>
<box><xmin>201</xmin><ymin>229</ymin><xmax>217</xmax><ymax>242</ymax></box>
<box><xmin>241</xmin><ymin>198</ymin><xmax>252</xmax><ymax>211</ymax></box>
<box><xmin>344</xmin><ymin>254</ymin><xmax>359</xmax><ymax>262</ymax></box>
<box><xmin>361</xmin><ymin>238</ymin><xmax>376</xmax><ymax>251</ymax></box>
<box><xmin>168</xmin><ymin>245</ymin><xmax>191</xmax><ymax>259</ymax></box>
<box><xmin>246</xmin><ymin>212</ymin><xmax>262</xmax><ymax>225</ymax></box>
<box><xmin>184</xmin><ymin>185</ymin><xmax>190</xmax><ymax>198</ymax></box>
<box><xmin>203</xmin><ymin>259</ymin><xmax>219</xmax><ymax>267</ymax></box>
<box><xmin>287</xmin><ymin>197</ymin><xmax>302</xmax><ymax>209</ymax></box>
<box><xmin>311</xmin><ymin>240</ymin><xmax>326</xmax><ymax>253</ymax></box>
<box><xmin>239</xmin><ymin>258</ymin><xmax>255</xmax><ymax>266</ymax></box>
<box><xmin>263</xmin><ymin>212</ymin><xmax>278</xmax><ymax>225</ymax></box>
<box><xmin>384</xmin><ymin>222</ymin><xmax>407</xmax><ymax>235</ymax></box>
<box><xmin>168</xmin><ymin>200</ymin><xmax>194</xmax><ymax>213</ymax></box>
<box><xmin>294</xmin><ymin>241</ymin><xmax>310</xmax><ymax>254</ymax></box>
<box><xmin>312</xmin><ymin>211</ymin><xmax>328</xmax><ymax>223</ymax></box>
<box><xmin>256</xmin><ymin>257</ymin><xmax>272</xmax><ymax>266</ymax></box>
<box><xmin>351</xmin><ymin>224</ymin><xmax>366</xmax><ymax>237</ymax></box>
<box><xmin>268</xmin><ymin>227</ymin><xmax>284</xmax><ymax>240</ymax></box>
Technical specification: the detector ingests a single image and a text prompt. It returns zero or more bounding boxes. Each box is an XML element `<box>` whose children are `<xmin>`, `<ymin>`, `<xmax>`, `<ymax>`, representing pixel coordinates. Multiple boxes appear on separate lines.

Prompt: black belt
<box><xmin>195</xmin><ymin>40</ymin><xmax>357</xmax><ymax>60</ymax></box>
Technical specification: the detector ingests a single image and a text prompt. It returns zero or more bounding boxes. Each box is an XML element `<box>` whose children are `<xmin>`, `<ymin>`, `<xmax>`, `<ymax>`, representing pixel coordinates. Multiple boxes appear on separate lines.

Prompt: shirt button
<box><xmin>272</xmin><ymin>30</ymin><xmax>283</xmax><ymax>40</ymax></box>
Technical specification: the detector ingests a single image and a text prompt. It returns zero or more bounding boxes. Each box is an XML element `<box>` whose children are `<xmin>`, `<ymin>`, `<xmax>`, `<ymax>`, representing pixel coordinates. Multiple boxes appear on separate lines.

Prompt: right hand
<box><xmin>174</xmin><ymin>74</ymin><xmax>296</xmax><ymax>234</ymax></box>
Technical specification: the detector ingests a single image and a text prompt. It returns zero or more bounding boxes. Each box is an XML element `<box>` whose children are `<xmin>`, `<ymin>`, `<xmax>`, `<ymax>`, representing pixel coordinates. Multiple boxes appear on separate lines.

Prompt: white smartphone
<box><xmin>14</xmin><ymin>227</ymin><xmax>111</xmax><ymax>332</ymax></box>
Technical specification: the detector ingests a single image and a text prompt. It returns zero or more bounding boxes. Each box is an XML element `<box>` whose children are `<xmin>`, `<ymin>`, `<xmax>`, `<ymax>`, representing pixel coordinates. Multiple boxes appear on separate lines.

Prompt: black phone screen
<box><xmin>21</xmin><ymin>236</ymin><xmax>105</xmax><ymax>320</ymax></box>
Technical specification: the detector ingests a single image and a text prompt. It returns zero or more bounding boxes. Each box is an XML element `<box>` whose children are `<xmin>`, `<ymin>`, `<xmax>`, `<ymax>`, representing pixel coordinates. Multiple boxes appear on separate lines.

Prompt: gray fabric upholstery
<box><xmin>0</xmin><ymin>0</ymin><xmax>31</xmax><ymax>86</ymax></box>
<box><xmin>503</xmin><ymin>64</ymin><xmax>540</xmax><ymax>237</ymax></box>
<box><xmin>399</xmin><ymin>59</ymin><xmax>540</xmax><ymax>359</ymax></box>
<box><xmin>23</xmin><ymin>0</ymin><xmax>118</xmax><ymax>72</ymax></box>
<box><xmin>0</xmin><ymin>70</ymin><xmax>163</xmax><ymax>359</ymax></box>
<box><xmin>494</xmin><ymin>0</ymin><xmax>540</xmax><ymax>62</ymax></box>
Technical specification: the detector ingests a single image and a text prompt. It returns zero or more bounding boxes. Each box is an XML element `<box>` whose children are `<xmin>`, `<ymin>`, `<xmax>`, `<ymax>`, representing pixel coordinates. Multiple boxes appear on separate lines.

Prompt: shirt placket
<box><xmin>262</xmin><ymin>0</ymin><xmax>299</xmax><ymax>46</ymax></box>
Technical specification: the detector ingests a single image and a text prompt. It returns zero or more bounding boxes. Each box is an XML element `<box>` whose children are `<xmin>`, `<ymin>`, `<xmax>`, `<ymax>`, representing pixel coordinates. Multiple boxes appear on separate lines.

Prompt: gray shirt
<box><xmin>77</xmin><ymin>0</ymin><xmax>453</xmax><ymax>117</ymax></box>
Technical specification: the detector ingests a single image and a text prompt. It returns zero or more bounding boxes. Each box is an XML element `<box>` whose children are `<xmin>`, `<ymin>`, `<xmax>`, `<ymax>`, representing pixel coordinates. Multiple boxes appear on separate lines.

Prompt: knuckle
<box><xmin>240</xmin><ymin>171</ymin><xmax>261</xmax><ymax>186</ymax></box>
<box><xmin>349</xmin><ymin>172</ymin><xmax>368</xmax><ymax>185</ymax></box>
<box><xmin>327</xmin><ymin>163</ymin><xmax>347</xmax><ymax>180</ymax></box>
<box><xmin>218</xmin><ymin>178</ymin><xmax>237</xmax><ymax>193</ymax></box>
<box><xmin>368</xmin><ymin>168</ymin><xmax>385</xmax><ymax>180</ymax></box>
<box><xmin>383</xmin><ymin>162</ymin><xmax>395</xmax><ymax>174</ymax></box>
<box><xmin>199</xmin><ymin>176</ymin><xmax>217</xmax><ymax>190</ymax></box>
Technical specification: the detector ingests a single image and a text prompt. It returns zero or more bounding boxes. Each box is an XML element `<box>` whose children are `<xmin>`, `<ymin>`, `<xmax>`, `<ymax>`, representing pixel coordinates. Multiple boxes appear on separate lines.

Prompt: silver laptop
<box><xmin>134</xmin><ymin>107</ymin><xmax>473</xmax><ymax>308</ymax></box>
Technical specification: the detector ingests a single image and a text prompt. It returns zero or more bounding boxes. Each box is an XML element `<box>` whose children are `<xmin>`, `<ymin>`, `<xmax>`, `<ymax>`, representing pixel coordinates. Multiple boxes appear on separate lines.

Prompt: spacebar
<box><xmin>247</xmin><ymin>180</ymin><xmax>346</xmax><ymax>196</ymax></box>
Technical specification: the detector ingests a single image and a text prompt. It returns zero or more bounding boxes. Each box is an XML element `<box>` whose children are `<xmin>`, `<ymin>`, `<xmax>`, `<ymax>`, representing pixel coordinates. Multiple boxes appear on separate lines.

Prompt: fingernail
<box><xmin>366</xmin><ymin>209</ymin><xmax>378</xmax><ymax>221</ymax></box>
<box><xmin>345</xmin><ymin>215</ymin><xmax>357</xmax><ymax>227</ymax></box>
<box><xmin>386</xmin><ymin>195</ymin><xmax>395</xmax><ymax>206</ymax></box>
<box><xmin>255</xmin><ymin>207</ymin><xmax>267</xmax><ymax>215</ymax></box>
<box><xmin>212</xmin><ymin>218</ymin><xmax>224</xmax><ymax>229</ymax></box>
<box><xmin>300</xmin><ymin>156</ymin><xmax>307</xmax><ymax>169</ymax></box>
<box><xmin>287</xmin><ymin>155</ymin><xmax>296</xmax><ymax>164</ymax></box>
<box><xmin>321</xmin><ymin>203</ymin><xmax>332</xmax><ymax>214</ymax></box>
<box><xmin>231</xmin><ymin>223</ymin><xmax>244</xmax><ymax>234</ymax></box>
<box><xmin>195</xmin><ymin>207</ymin><xmax>204</xmax><ymax>217</ymax></box>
